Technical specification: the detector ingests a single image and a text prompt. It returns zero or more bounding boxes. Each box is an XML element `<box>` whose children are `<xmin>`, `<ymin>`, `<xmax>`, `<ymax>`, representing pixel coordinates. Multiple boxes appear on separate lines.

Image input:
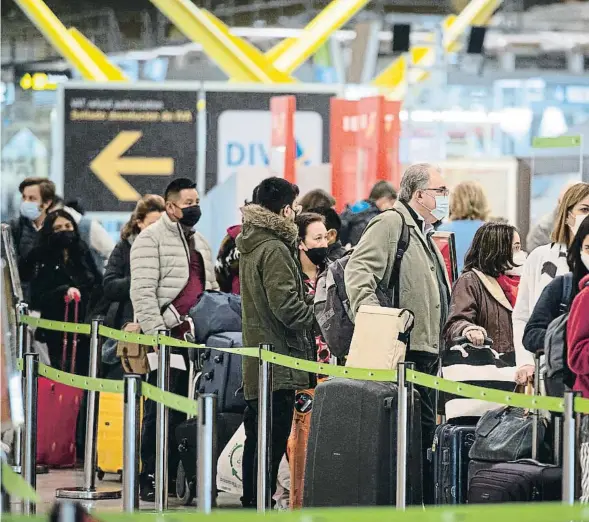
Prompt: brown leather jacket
<box><xmin>443</xmin><ymin>269</ymin><xmax>515</xmax><ymax>354</ymax></box>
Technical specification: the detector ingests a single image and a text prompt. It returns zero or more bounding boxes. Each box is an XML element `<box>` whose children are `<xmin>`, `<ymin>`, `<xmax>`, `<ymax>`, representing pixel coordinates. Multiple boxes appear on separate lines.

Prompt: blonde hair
<box><xmin>121</xmin><ymin>194</ymin><xmax>165</xmax><ymax>240</ymax></box>
<box><xmin>552</xmin><ymin>182</ymin><xmax>589</xmax><ymax>246</ymax></box>
<box><xmin>449</xmin><ymin>181</ymin><xmax>490</xmax><ymax>221</ymax></box>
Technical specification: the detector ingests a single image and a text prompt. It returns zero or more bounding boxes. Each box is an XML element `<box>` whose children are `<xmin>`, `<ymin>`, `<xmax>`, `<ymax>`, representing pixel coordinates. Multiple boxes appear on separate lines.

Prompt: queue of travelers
<box><xmin>5</xmin><ymin>171</ymin><xmax>589</xmax><ymax>509</ymax></box>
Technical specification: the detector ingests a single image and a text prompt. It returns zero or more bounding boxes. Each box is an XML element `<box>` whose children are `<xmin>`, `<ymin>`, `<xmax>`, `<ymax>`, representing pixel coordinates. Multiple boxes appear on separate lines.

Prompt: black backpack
<box><xmin>314</xmin><ymin>209</ymin><xmax>410</xmax><ymax>358</ymax></box>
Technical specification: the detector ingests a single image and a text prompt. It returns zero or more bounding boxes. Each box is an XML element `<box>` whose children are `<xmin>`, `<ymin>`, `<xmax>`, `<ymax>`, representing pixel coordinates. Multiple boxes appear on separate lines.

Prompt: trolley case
<box><xmin>36</xmin><ymin>296</ymin><xmax>84</xmax><ymax>468</ymax></box>
<box><xmin>303</xmin><ymin>378</ymin><xmax>423</xmax><ymax>507</ymax></box>
<box><xmin>175</xmin><ymin>412</ymin><xmax>242</xmax><ymax>505</ymax></box>
<box><xmin>431</xmin><ymin>423</ymin><xmax>476</xmax><ymax>504</ymax></box>
<box><xmin>198</xmin><ymin>332</ymin><xmax>246</xmax><ymax>415</ymax></box>
<box><xmin>467</xmin><ymin>459</ymin><xmax>562</xmax><ymax>503</ymax></box>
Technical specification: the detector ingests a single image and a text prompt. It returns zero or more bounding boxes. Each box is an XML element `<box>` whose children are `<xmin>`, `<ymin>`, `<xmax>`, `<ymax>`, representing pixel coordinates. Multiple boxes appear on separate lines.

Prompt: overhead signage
<box><xmin>61</xmin><ymin>86</ymin><xmax>198</xmax><ymax>212</ymax></box>
<box><xmin>204</xmin><ymin>87</ymin><xmax>335</xmax><ymax>192</ymax></box>
<box><xmin>18</xmin><ymin>71</ymin><xmax>71</xmax><ymax>91</ymax></box>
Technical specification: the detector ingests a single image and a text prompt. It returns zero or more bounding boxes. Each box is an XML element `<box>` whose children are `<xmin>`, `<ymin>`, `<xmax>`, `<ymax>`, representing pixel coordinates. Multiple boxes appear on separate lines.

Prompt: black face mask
<box><xmin>179</xmin><ymin>205</ymin><xmax>202</xmax><ymax>228</ymax></box>
<box><xmin>53</xmin><ymin>230</ymin><xmax>78</xmax><ymax>248</ymax></box>
<box><xmin>305</xmin><ymin>247</ymin><xmax>328</xmax><ymax>266</ymax></box>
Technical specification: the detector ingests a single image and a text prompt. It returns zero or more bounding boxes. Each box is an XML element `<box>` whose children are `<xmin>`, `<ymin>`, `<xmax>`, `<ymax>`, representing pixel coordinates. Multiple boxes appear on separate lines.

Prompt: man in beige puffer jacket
<box><xmin>130</xmin><ymin>177</ymin><xmax>218</xmax><ymax>501</ymax></box>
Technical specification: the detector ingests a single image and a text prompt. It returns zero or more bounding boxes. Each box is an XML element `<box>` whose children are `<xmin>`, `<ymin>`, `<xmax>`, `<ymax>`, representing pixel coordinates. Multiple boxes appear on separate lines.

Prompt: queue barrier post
<box><xmin>395</xmin><ymin>361</ymin><xmax>414</xmax><ymax>510</ymax></box>
<box><xmin>14</xmin><ymin>302</ymin><xmax>29</xmax><ymax>475</ymax></box>
<box><xmin>562</xmin><ymin>390</ymin><xmax>579</xmax><ymax>504</ymax></box>
<box><xmin>257</xmin><ymin>343</ymin><xmax>273</xmax><ymax>513</ymax></box>
<box><xmin>197</xmin><ymin>393</ymin><xmax>217</xmax><ymax>513</ymax></box>
<box><xmin>123</xmin><ymin>375</ymin><xmax>142</xmax><ymax>512</ymax></box>
<box><xmin>22</xmin><ymin>352</ymin><xmax>38</xmax><ymax>515</ymax></box>
<box><xmin>56</xmin><ymin>318</ymin><xmax>121</xmax><ymax>501</ymax></box>
<box><xmin>155</xmin><ymin>330</ymin><xmax>171</xmax><ymax>512</ymax></box>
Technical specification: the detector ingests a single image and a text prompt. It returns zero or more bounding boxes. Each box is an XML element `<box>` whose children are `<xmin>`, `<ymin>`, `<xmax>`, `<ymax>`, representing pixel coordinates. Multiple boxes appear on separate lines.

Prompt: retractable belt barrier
<box><xmin>17</xmin><ymin>313</ymin><xmax>589</xmax><ymax>415</ymax></box>
<box><xmin>7</xmin><ymin>312</ymin><xmax>589</xmax><ymax>515</ymax></box>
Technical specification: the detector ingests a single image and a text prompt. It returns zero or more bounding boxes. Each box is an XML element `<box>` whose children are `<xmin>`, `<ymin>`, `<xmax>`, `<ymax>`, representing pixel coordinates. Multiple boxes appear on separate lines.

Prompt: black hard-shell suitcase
<box><xmin>303</xmin><ymin>378</ymin><xmax>423</xmax><ymax>507</ymax></box>
<box><xmin>468</xmin><ymin>459</ymin><xmax>562</xmax><ymax>503</ymax></box>
<box><xmin>199</xmin><ymin>332</ymin><xmax>247</xmax><ymax>415</ymax></box>
<box><xmin>431</xmin><ymin>423</ymin><xmax>475</xmax><ymax>505</ymax></box>
<box><xmin>175</xmin><ymin>412</ymin><xmax>242</xmax><ymax>505</ymax></box>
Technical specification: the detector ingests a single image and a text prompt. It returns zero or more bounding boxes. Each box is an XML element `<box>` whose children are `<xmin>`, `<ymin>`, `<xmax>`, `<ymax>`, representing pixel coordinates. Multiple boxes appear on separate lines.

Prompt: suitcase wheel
<box><xmin>176</xmin><ymin>462</ymin><xmax>194</xmax><ymax>506</ymax></box>
<box><xmin>97</xmin><ymin>469</ymin><xmax>105</xmax><ymax>481</ymax></box>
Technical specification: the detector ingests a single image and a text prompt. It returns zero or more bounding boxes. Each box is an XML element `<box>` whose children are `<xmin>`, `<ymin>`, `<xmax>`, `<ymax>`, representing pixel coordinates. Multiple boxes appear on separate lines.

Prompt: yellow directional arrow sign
<box><xmin>90</xmin><ymin>131</ymin><xmax>174</xmax><ymax>202</ymax></box>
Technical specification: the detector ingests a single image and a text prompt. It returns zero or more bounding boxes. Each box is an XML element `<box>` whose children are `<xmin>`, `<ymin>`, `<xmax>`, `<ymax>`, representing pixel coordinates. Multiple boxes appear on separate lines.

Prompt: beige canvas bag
<box><xmin>345</xmin><ymin>305</ymin><xmax>415</xmax><ymax>370</ymax></box>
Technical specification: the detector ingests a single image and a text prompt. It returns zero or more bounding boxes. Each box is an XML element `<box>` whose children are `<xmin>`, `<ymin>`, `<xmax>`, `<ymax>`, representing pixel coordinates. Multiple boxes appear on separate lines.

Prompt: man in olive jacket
<box><xmin>236</xmin><ymin>177</ymin><xmax>314</xmax><ymax>508</ymax></box>
<box><xmin>345</xmin><ymin>163</ymin><xmax>451</xmax><ymax>505</ymax></box>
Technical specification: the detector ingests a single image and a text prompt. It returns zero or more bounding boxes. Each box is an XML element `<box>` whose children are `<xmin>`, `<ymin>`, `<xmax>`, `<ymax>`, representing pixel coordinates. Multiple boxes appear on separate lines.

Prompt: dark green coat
<box><xmin>236</xmin><ymin>204</ymin><xmax>315</xmax><ymax>400</ymax></box>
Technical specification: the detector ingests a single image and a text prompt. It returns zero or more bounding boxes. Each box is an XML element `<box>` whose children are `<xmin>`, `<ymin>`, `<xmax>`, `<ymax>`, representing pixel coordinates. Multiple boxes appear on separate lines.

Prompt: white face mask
<box><xmin>581</xmin><ymin>251</ymin><xmax>589</xmax><ymax>271</ymax></box>
<box><xmin>570</xmin><ymin>213</ymin><xmax>588</xmax><ymax>237</ymax></box>
<box><xmin>506</xmin><ymin>250</ymin><xmax>528</xmax><ymax>277</ymax></box>
<box><xmin>419</xmin><ymin>193</ymin><xmax>450</xmax><ymax>222</ymax></box>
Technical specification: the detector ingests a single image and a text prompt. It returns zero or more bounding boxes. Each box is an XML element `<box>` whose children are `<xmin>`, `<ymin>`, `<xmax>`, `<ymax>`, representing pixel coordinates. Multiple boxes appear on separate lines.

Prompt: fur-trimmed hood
<box><xmin>236</xmin><ymin>204</ymin><xmax>298</xmax><ymax>254</ymax></box>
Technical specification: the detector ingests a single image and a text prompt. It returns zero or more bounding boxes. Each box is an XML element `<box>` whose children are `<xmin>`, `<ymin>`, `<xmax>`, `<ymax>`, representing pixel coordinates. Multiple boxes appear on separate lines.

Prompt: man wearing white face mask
<box><xmin>345</xmin><ymin>163</ymin><xmax>451</xmax><ymax>505</ymax></box>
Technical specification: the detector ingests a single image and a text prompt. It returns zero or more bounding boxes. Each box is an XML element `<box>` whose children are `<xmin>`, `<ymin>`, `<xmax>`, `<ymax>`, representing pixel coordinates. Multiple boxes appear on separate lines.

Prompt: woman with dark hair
<box><xmin>567</xmin><ymin>216</ymin><xmax>589</xmax><ymax>397</ymax></box>
<box><xmin>102</xmin><ymin>195</ymin><xmax>164</xmax><ymax>332</ymax></box>
<box><xmin>523</xmin><ymin>216</ymin><xmax>589</xmax><ymax>374</ymax></box>
<box><xmin>296</xmin><ymin>212</ymin><xmax>329</xmax><ymax>290</ymax></box>
<box><xmin>28</xmin><ymin>209</ymin><xmax>102</xmax><ymax>374</ymax></box>
<box><xmin>444</xmin><ymin>222</ymin><xmax>524</xmax><ymax>354</ymax></box>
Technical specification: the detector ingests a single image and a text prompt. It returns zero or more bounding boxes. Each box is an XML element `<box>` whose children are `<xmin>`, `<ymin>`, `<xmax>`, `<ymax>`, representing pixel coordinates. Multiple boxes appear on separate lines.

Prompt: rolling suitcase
<box><xmin>303</xmin><ymin>378</ymin><xmax>423</xmax><ymax>507</ymax></box>
<box><xmin>198</xmin><ymin>332</ymin><xmax>246</xmax><ymax>415</ymax></box>
<box><xmin>467</xmin><ymin>459</ymin><xmax>562</xmax><ymax>503</ymax></box>
<box><xmin>431</xmin><ymin>423</ymin><xmax>475</xmax><ymax>504</ymax></box>
<box><xmin>287</xmin><ymin>378</ymin><xmax>329</xmax><ymax>510</ymax></box>
<box><xmin>96</xmin><ymin>392</ymin><xmax>144</xmax><ymax>481</ymax></box>
<box><xmin>36</xmin><ymin>296</ymin><xmax>84</xmax><ymax>468</ymax></box>
<box><xmin>175</xmin><ymin>412</ymin><xmax>243</xmax><ymax>505</ymax></box>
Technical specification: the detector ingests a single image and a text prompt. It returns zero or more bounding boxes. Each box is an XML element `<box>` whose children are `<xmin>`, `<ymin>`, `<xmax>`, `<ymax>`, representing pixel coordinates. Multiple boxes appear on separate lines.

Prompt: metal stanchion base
<box><xmin>55</xmin><ymin>487</ymin><xmax>122</xmax><ymax>500</ymax></box>
<box><xmin>12</xmin><ymin>465</ymin><xmax>48</xmax><ymax>475</ymax></box>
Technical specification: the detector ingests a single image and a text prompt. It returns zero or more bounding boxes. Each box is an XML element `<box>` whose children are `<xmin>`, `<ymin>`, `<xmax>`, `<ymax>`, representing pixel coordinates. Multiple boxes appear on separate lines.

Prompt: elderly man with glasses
<box><xmin>345</xmin><ymin>163</ymin><xmax>451</xmax><ymax>506</ymax></box>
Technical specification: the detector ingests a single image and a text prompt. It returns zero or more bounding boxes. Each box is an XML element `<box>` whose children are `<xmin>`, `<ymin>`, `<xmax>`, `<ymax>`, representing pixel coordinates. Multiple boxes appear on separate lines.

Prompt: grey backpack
<box><xmin>544</xmin><ymin>273</ymin><xmax>574</xmax><ymax>397</ymax></box>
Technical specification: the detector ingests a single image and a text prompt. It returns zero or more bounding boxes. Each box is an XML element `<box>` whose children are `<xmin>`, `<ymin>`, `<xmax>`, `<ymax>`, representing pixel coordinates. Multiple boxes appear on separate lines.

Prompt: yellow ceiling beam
<box><xmin>67</xmin><ymin>28</ymin><xmax>128</xmax><ymax>81</ymax></box>
<box><xmin>373</xmin><ymin>0</ymin><xmax>502</xmax><ymax>97</ymax></box>
<box><xmin>200</xmin><ymin>10</ymin><xmax>295</xmax><ymax>83</ymax></box>
<box><xmin>272</xmin><ymin>0</ymin><xmax>371</xmax><ymax>75</ymax></box>
<box><xmin>265</xmin><ymin>37</ymin><xmax>297</xmax><ymax>63</ymax></box>
<box><xmin>14</xmin><ymin>0</ymin><xmax>108</xmax><ymax>81</ymax></box>
<box><xmin>149</xmin><ymin>0</ymin><xmax>280</xmax><ymax>83</ymax></box>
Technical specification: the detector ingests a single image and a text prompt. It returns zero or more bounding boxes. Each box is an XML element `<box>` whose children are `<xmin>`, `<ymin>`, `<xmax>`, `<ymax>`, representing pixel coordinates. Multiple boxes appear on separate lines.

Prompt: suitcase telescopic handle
<box><xmin>453</xmin><ymin>336</ymin><xmax>493</xmax><ymax>347</ymax></box>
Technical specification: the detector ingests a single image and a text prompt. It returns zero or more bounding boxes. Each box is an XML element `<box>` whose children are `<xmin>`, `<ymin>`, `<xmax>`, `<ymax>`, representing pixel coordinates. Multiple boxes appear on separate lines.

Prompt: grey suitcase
<box><xmin>198</xmin><ymin>332</ymin><xmax>246</xmax><ymax>415</ymax></box>
<box><xmin>303</xmin><ymin>378</ymin><xmax>423</xmax><ymax>507</ymax></box>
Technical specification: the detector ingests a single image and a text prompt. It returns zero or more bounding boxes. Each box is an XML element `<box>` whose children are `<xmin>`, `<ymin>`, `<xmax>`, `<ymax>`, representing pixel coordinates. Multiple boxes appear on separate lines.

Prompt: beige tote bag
<box><xmin>346</xmin><ymin>305</ymin><xmax>415</xmax><ymax>370</ymax></box>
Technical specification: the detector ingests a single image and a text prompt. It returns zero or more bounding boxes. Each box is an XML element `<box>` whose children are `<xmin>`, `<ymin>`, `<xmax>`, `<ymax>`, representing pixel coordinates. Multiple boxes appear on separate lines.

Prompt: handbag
<box><xmin>469</xmin><ymin>382</ymin><xmax>546</xmax><ymax>462</ymax></box>
<box><xmin>116</xmin><ymin>321</ymin><xmax>150</xmax><ymax>375</ymax></box>
<box><xmin>345</xmin><ymin>305</ymin><xmax>414</xmax><ymax>370</ymax></box>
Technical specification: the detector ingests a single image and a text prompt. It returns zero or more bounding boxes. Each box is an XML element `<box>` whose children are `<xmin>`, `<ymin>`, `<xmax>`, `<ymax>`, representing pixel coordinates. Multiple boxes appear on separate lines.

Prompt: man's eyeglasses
<box><xmin>425</xmin><ymin>188</ymin><xmax>450</xmax><ymax>197</ymax></box>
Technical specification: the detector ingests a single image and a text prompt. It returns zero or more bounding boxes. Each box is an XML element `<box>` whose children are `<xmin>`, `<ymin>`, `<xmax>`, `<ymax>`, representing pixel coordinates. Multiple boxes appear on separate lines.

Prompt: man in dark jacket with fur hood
<box><xmin>236</xmin><ymin>177</ymin><xmax>314</xmax><ymax>508</ymax></box>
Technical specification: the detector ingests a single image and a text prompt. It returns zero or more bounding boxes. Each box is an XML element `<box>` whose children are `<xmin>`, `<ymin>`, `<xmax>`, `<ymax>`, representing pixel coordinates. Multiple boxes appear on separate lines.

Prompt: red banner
<box><xmin>270</xmin><ymin>95</ymin><xmax>296</xmax><ymax>183</ymax></box>
<box><xmin>384</xmin><ymin>100</ymin><xmax>401</xmax><ymax>189</ymax></box>
<box><xmin>330</xmin><ymin>96</ymin><xmax>402</xmax><ymax>211</ymax></box>
<box><xmin>330</xmin><ymin>98</ymin><xmax>359</xmax><ymax>213</ymax></box>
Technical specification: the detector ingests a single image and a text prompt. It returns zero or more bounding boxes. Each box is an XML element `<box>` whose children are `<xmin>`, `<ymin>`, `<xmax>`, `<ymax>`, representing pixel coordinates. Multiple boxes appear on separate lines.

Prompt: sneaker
<box><xmin>140</xmin><ymin>475</ymin><xmax>155</xmax><ymax>502</ymax></box>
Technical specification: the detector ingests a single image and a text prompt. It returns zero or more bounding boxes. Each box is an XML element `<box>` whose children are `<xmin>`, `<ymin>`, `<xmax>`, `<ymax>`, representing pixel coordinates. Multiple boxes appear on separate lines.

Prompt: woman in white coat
<box><xmin>514</xmin><ymin>182</ymin><xmax>589</xmax><ymax>384</ymax></box>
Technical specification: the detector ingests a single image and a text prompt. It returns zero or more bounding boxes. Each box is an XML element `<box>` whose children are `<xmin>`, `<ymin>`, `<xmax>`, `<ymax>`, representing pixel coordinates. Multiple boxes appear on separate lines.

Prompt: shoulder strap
<box><xmin>387</xmin><ymin>209</ymin><xmax>410</xmax><ymax>308</ymax></box>
<box><xmin>561</xmin><ymin>273</ymin><xmax>573</xmax><ymax>313</ymax></box>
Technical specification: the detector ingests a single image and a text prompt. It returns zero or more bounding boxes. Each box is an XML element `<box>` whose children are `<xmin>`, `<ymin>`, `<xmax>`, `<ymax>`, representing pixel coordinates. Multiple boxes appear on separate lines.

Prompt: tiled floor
<box><xmin>10</xmin><ymin>469</ymin><xmax>242</xmax><ymax>514</ymax></box>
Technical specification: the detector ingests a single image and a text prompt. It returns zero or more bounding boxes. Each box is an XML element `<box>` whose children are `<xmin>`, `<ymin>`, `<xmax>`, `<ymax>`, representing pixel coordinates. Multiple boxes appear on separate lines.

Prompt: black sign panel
<box><xmin>203</xmin><ymin>89</ymin><xmax>335</xmax><ymax>193</ymax></box>
<box><xmin>63</xmin><ymin>87</ymin><xmax>198</xmax><ymax>212</ymax></box>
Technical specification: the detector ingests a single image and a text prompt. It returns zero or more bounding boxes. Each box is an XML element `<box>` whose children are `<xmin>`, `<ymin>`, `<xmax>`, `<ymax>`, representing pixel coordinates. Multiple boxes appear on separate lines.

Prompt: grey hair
<box><xmin>398</xmin><ymin>163</ymin><xmax>439</xmax><ymax>202</ymax></box>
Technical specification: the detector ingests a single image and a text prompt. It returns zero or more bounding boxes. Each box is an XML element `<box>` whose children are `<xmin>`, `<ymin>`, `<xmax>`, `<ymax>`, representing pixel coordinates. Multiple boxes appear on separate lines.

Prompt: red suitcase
<box><xmin>36</xmin><ymin>295</ymin><xmax>84</xmax><ymax>468</ymax></box>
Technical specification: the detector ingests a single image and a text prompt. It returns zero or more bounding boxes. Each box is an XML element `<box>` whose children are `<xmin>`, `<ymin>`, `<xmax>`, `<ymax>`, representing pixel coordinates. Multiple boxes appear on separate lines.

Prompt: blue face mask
<box><xmin>20</xmin><ymin>201</ymin><xmax>42</xmax><ymax>221</ymax></box>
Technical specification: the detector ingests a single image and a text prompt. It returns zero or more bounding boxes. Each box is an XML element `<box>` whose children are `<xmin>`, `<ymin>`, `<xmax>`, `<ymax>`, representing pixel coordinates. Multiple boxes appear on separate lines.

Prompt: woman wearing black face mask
<box><xmin>295</xmin><ymin>212</ymin><xmax>330</xmax><ymax>355</ymax></box>
<box><xmin>27</xmin><ymin>210</ymin><xmax>102</xmax><ymax>374</ymax></box>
